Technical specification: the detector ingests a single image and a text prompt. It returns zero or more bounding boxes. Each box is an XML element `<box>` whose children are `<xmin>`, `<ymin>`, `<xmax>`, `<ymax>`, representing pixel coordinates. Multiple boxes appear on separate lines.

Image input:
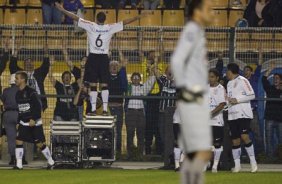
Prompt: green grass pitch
<box><xmin>0</xmin><ymin>170</ymin><xmax>281</xmax><ymax>184</ymax></box>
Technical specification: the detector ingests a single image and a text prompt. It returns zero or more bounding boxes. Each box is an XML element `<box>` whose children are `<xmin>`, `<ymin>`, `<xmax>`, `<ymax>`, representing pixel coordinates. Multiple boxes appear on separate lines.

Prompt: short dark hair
<box><xmin>188</xmin><ymin>0</ymin><xmax>205</xmax><ymax>17</ymax></box>
<box><xmin>61</xmin><ymin>71</ymin><xmax>72</xmax><ymax>80</ymax></box>
<box><xmin>227</xmin><ymin>63</ymin><xmax>240</xmax><ymax>74</ymax></box>
<box><xmin>16</xmin><ymin>71</ymin><xmax>28</xmax><ymax>83</ymax></box>
<box><xmin>274</xmin><ymin>73</ymin><xmax>282</xmax><ymax>80</ymax></box>
<box><xmin>244</xmin><ymin>65</ymin><xmax>253</xmax><ymax>72</ymax></box>
<box><xmin>209</xmin><ymin>68</ymin><xmax>220</xmax><ymax>77</ymax></box>
<box><xmin>96</xmin><ymin>12</ymin><xmax>106</xmax><ymax>23</ymax></box>
<box><xmin>131</xmin><ymin>72</ymin><xmax>141</xmax><ymax>80</ymax></box>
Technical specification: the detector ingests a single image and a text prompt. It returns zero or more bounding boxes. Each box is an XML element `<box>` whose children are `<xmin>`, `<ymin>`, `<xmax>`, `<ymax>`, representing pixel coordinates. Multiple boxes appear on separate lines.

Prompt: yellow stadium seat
<box><xmin>211</xmin><ymin>0</ymin><xmax>229</xmax><ymax>8</ymax></box>
<box><xmin>7</xmin><ymin>0</ymin><xmax>28</xmax><ymax>6</ymax></box>
<box><xmin>162</xmin><ymin>10</ymin><xmax>184</xmax><ymax>26</ymax></box>
<box><xmin>28</xmin><ymin>0</ymin><xmax>41</xmax><ymax>7</ymax></box>
<box><xmin>212</xmin><ymin>9</ymin><xmax>228</xmax><ymax>26</ymax></box>
<box><xmin>95</xmin><ymin>9</ymin><xmax>116</xmax><ymax>24</ymax></box>
<box><xmin>0</xmin><ymin>0</ymin><xmax>6</xmax><ymax>6</ymax></box>
<box><xmin>4</xmin><ymin>9</ymin><xmax>26</xmax><ymax>24</ymax></box>
<box><xmin>27</xmin><ymin>9</ymin><xmax>42</xmax><ymax>24</ymax></box>
<box><xmin>0</xmin><ymin>9</ymin><xmax>3</xmax><ymax>24</ymax></box>
<box><xmin>81</xmin><ymin>0</ymin><xmax>94</xmax><ymax>8</ymax></box>
<box><xmin>84</xmin><ymin>8</ymin><xmax>94</xmax><ymax>21</ymax></box>
<box><xmin>140</xmin><ymin>10</ymin><xmax>161</xmax><ymax>26</ymax></box>
<box><xmin>228</xmin><ymin>9</ymin><xmax>244</xmax><ymax>27</ymax></box>
<box><xmin>118</xmin><ymin>10</ymin><xmax>139</xmax><ymax>26</ymax></box>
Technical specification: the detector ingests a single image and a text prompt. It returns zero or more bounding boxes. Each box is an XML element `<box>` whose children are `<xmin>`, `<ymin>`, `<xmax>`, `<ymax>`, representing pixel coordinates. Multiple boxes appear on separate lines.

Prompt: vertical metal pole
<box><xmin>229</xmin><ymin>27</ymin><xmax>235</xmax><ymax>63</ymax></box>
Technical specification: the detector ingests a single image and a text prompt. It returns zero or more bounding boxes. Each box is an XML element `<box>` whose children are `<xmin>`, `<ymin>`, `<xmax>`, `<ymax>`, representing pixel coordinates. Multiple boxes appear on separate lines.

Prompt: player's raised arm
<box><xmin>122</xmin><ymin>12</ymin><xmax>149</xmax><ymax>25</ymax></box>
<box><xmin>48</xmin><ymin>56</ymin><xmax>57</xmax><ymax>87</ymax></box>
<box><xmin>55</xmin><ymin>2</ymin><xmax>80</xmax><ymax>22</ymax></box>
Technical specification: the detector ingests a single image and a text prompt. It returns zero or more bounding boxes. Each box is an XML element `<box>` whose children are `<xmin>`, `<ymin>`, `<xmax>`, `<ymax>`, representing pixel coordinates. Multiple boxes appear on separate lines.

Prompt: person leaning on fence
<box><xmin>9</xmin><ymin>42</ymin><xmax>50</xmax><ymax>112</ymax></box>
<box><xmin>157</xmin><ymin>65</ymin><xmax>178</xmax><ymax>169</ymax></box>
<box><xmin>108</xmin><ymin>50</ymin><xmax>128</xmax><ymax>155</ymax></box>
<box><xmin>262</xmin><ymin>63</ymin><xmax>282</xmax><ymax>158</ymax></box>
<box><xmin>125</xmin><ymin>68</ymin><xmax>157</xmax><ymax>160</ymax></box>
<box><xmin>48</xmin><ymin>57</ymin><xmax>79</xmax><ymax>121</ymax></box>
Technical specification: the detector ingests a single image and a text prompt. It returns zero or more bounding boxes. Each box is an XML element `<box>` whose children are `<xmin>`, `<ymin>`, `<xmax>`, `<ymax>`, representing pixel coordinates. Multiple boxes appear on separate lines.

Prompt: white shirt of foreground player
<box><xmin>209</xmin><ymin>84</ymin><xmax>226</xmax><ymax>127</ymax></box>
<box><xmin>227</xmin><ymin>75</ymin><xmax>255</xmax><ymax>121</ymax></box>
<box><xmin>78</xmin><ymin>18</ymin><xmax>123</xmax><ymax>54</ymax></box>
<box><xmin>173</xmin><ymin>107</ymin><xmax>181</xmax><ymax>124</ymax></box>
<box><xmin>128</xmin><ymin>76</ymin><xmax>156</xmax><ymax>109</ymax></box>
<box><xmin>171</xmin><ymin>21</ymin><xmax>208</xmax><ymax>93</ymax></box>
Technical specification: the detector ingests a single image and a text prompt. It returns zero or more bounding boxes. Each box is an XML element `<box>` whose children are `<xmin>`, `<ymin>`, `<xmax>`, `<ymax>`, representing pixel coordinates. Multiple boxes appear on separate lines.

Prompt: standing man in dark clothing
<box><xmin>14</xmin><ymin>71</ymin><xmax>54</xmax><ymax>169</ymax></box>
<box><xmin>9</xmin><ymin>44</ymin><xmax>50</xmax><ymax>112</ymax></box>
<box><xmin>0</xmin><ymin>39</ymin><xmax>10</xmax><ymax>93</ymax></box>
<box><xmin>48</xmin><ymin>58</ymin><xmax>79</xmax><ymax>121</ymax></box>
<box><xmin>158</xmin><ymin>65</ymin><xmax>177</xmax><ymax>169</ymax></box>
<box><xmin>262</xmin><ymin>64</ymin><xmax>282</xmax><ymax>157</ymax></box>
<box><xmin>42</xmin><ymin>0</ymin><xmax>63</xmax><ymax>24</ymax></box>
<box><xmin>108</xmin><ymin>51</ymin><xmax>128</xmax><ymax>155</ymax></box>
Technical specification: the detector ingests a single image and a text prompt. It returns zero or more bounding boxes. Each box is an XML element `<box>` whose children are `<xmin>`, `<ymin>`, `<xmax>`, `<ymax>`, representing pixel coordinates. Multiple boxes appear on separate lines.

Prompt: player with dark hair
<box><xmin>55</xmin><ymin>2</ymin><xmax>148</xmax><ymax>116</ymax></box>
<box><xmin>171</xmin><ymin>0</ymin><xmax>213</xmax><ymax>183</ymax></box>
<box><xmin>14</xmin><ymin>71</ymin><xmax>54</xmax><ymax>169</ymax></box>
<box><xmin>208</xmin><ymin>69</ymin><xmax>226</xmax><ymax>173</ymax></box>
<box><xmin>226</xmin><ymin>63</ymin><xmax>258</xmax><ymax>173</ymax></box>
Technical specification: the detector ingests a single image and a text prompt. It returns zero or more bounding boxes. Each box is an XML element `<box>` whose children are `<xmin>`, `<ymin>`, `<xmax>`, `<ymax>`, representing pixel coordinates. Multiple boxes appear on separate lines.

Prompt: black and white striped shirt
<box><xmin>158</xmin><ymin>75</ymin><xmax>177</xmax><ymax>111</ymax></box>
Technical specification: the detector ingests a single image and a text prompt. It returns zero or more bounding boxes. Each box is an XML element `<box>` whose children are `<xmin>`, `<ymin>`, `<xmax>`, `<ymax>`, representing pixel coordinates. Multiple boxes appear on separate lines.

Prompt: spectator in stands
<box><xmin>96</xmin><ymin>0</ymin><xmax>119</xmax><ymax>8</ymax></box>
<box><xmin>42</xmin><ymin>0</ymin><xmax>63</xmax><ymax>24</ymax></box>
<box><xmin>158</xmin><ymin>65</ymin><xmax>177</xmax><ymax>169</ymax></box>
<box><xmin>9</xmin><ymin>43</ymin><xmax>50</xmax><ymax>112</ymax></box>
<box><xmin>125</xmin><ymin>68</ymin><xmax>156</xmax><ymax>160</ymax></box>
<box><xmin>119</xmin><ymin>0</ymin><xmax>138</xmax><ymax>8</ymax></box>
<box><xmin>262</xmin><ymin>64</ymin><xmax>282</xmax><ymax>158</ymax></box>
<box><xmin>48</xmin><ymin>57</ymin><xmax>79</xmax><ymax>121</ymax></box>
<box><xmin>244</xmin><ymin>0</ymin><xmax>274</xmax><ymax>27</ymax></box>
<box><xmin>0</xmin><ymin>39</ymin><xmax>10</xmax><ymax>94</ymax></box>
<box><xmin>108</xmin><ymin>51</ymin><xmax>128</xmax><ymax>155</ymax></box>
<box><xmin>270</xmin><ymin>0</ymin><xmax>282</xmax><ymax>27</ymax></box>
<box><xmin>164</xmin><ymin>0</ymin><xmax>180</xmax><ymax>9</ymax></box>
<box><xmin>143</xmin><ymin>0</ymin><xmax>160</xmax><ymax>10</ymax></box>
<box><xmin>63</xmin><ymin>0</ymin><xmax>84</xmax><ymax>25</ymax></box>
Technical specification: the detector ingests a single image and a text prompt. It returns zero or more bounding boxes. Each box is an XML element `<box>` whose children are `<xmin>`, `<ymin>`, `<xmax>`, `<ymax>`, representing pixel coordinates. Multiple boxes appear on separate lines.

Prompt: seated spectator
<box><xmin>143</xmin><ymin>0</ymin><xmax>160</xmax><ymax>10</ymax></box>
<box><xmin>63</xmin><ymin>0</ymin><xmax>84</xmax><ymax>25</ymax></box>
<box><xmin>96</xmin><ymin>0</ymin><xmax>119</xmax><ymax>8</ymax></box>
<box><xmin>244</xmin><ymin>0</ymin><xmax>274</xmax><ymax>27</ymax></box>
<box><xmin>119</xmin><ymin>0</ymin><xmax>138</xmax><ymax>8</ymax></box>
<box><xmin>108</xmin><ymin>51</ymin><xmax>128</xmax><ymax>155</ymax></box>
<box><xmin>125</xmin><ymin>68</ymin><xmax>156</xmax><ymax>160</ymax></box>
<box><xmin>42</xmin><ymin>0</ymin><xmax>63</xmax><ymax>24</ymax></box>
<box><xmin>9</xmin><ymin>42</ymin><xmax>49</xmax><ymax>111</ymax></box>
<box><xmin>48</xmin><ymin>57</ymin><xmax>79</xmax><ymax>121</ymax></box>
<box><xmin>262</xmin><ymin>64</ymin><xmax>282</xmax><ymax>158</ymax></box>
<box><xmin>164</xmin><ymin>0</ymin><xmax>180</xmax><ymax>9</ymax></box>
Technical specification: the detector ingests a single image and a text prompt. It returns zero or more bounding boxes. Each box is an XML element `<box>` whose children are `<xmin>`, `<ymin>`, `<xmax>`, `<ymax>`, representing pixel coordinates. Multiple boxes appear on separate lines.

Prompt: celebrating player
<box><xmin>208</xmin><ymin>69</ymin><xmax>226</xmax><ymax>173</ymax></box>
<box><xmin>226</xmin><ymin>63</ymin><xmax>258</xmax><ymax>173</ymax></box>
<box><xmin>171</xmin><ymin>0</ymin><xmax>213</xmax><ymax>183</ymax></box>
<box><xmin>14</xmin><ymin>71</ymin><xmax>55</xmax><ymax>169</ymax></box>
<box><xmin>55</xmin><ymin>2</ymin><xmax>147</xmax><ymax>116</ymax></box>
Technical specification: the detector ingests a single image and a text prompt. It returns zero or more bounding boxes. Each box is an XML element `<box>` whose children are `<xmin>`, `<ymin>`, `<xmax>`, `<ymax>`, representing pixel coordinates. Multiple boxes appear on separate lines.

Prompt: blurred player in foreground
<box><xmin>171</xmin><ymin>0</ymin><xmax>213</xmax><ymax>183</ymax></box>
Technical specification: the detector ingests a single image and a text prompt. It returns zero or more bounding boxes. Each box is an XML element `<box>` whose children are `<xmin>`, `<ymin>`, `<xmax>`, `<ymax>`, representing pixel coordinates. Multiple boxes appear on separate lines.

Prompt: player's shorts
<box><xmin>212</xmin><ymin>126</ymin><xmax>224</xmax><ymax>145</ymax></box>
<box><xmin>178</xmin><ymin>96</ymin><xmax>212</xmax><ymax>153</ymax></box>
<box><xmin>228</xmin><ymin>118</ymin><xmax>251</xmax><ymax>139</ymax></box>
<box><xmin>16</xmin><ymin>124</ymin><xmax>46</xmax><ymax>143</ymax></box>
<box><xmin>173</xmin><ymin>123</ymin><xmax>180</xmax><ymax>141</ymax></box>
<box><xmin>84</xmin><ymin>53</ymin><xmax>110</xmax><ymax>84</ymax></box>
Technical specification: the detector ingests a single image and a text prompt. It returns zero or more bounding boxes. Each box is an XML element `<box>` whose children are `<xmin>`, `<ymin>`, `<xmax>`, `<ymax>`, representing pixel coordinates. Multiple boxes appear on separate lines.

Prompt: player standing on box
<box><xmin>226</xmin><ymin>63</ymin><xmax>258</xmax><ymax>173</ymax></box>
<box><xmin>171</xmin><ymin>0</ymin><xmax>213</xmax><ymax>184</ymax></box>
<box><xmin>14</xmin><ymin>71</ymin><xmax>55</xmax><ymax>170</ymax></box>
<box><xmin>208</xmin><ymin>69</ymin><xmax>226</xmax><ymax>173</ymax></box>
<box><xmin>55</xmin><ymin>2</ymin><xmax>147</xmax><ymax>115</ymax></box>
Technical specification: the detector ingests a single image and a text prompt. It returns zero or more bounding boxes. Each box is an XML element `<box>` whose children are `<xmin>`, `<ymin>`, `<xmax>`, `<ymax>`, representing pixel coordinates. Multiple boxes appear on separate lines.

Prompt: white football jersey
<box><xmin>78</xmin><ymin>18</ymin><xmax>123</xmax><ymax>54</ymax></box>
<box><xmin>209</xmin><ymin>84</ymin><xmax>226</xmax><ymax>126</ymax></box>
<box><xmin>227</xmin><ymin>75</ymin><xmax>255</xmax><ymax>120</ymax></box>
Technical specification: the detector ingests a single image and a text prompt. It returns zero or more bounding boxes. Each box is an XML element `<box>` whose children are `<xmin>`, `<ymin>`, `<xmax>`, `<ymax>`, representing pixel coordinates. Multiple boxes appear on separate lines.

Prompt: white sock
<box><xmin>101</xmin><ymin>90</ymin><xmax>109</xmax><ymax>112</ymax></box>
<box><xmin>15</xmin><ymin>147</ymin><xmax>24</xmax><ymax>168</ymax></box>
<box><xmin>232</xmin><ymin>147</ymin><xmax>241</xmax><ymax>168</ymax></box>
<box><xmin>213</xmin><ymin>147</ymin><xmax>223</xmax><ymax>169</ymax></box>
<box><xmin>89</xmin><ymin>91</ymin><xmax>98</xmax><ymax>112</ymax></box>
<box><xmin>41</xmin><ymin>146</ymin><xmax>54</xmax><ymax>165</ymax></box>
<box><xmin>245</xmin><ymin>143</ymin><xmax>257</xmax><ymax>165</ymax></box>
<box><xmin>174</xmin><ymin>147</ymin><xmax>181</xmax><ymax>168</ymax></box>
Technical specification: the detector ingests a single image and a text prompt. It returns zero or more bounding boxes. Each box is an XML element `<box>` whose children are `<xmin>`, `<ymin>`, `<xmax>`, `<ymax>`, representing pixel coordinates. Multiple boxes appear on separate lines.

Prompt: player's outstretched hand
<box><xmin>29</xmin><ymin>120</ymin><xmax>36</xmax><ymax>127</ymax></box>
<box><xmin>55</xmin><ymin>2</ymin><xmax>64</xmax><ymax>11</ymax></box>
<box><xmin>229</xmin><ymin>98</ymin><xmax>238</xmax><ymax>105</ymax></box>
<box><xmin>49</xmin><ymin>55</ymin><xmax>56</xmax><ymax>66</ymax></box>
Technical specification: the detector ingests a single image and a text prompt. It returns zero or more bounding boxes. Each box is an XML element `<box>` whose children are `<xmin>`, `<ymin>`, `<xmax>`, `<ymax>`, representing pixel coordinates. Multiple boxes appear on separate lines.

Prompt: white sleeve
<box><xmin>171</xmin><ymin>24</ymin><xmax>199</xmax><ymax>87</ymax></box>
<box><xmin>109</xmin><ymin>22</ymin><xmax>123</xmax><ymax>34</ymax></box>
<box><xmin>217</xmin><ymin>87</ymin><xmax>227</xmax><ymax>104</ymax></box>
<box><xmin>78</xmin><ymin>18</ymin><xmax>94</xmax><ymax>32</ymax></box>
<box><xmin>238</xmin><ymin>79</ymin><xmax>255</xmax><ymax>103</ymax></box>
<box><xmin>142</xmin><ymin>76</ymin><xmax>156</xmax><ymax>95</ymax></box>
